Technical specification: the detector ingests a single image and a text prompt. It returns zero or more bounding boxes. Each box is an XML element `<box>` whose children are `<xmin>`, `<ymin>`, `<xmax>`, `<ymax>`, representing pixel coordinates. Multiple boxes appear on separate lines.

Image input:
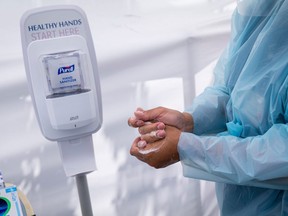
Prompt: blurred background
<box><xmin>0</xmin><ymin>0</ymin><xmax>235</xmax><ymax>215</ymax></box>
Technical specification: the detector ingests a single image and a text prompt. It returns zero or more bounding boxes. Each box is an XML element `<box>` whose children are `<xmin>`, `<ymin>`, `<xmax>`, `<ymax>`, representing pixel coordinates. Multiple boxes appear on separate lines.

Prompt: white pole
<box><xmin>75</xmin><ymin>174</ymin><xmax>93</xmax><ymax>216</ymax></box>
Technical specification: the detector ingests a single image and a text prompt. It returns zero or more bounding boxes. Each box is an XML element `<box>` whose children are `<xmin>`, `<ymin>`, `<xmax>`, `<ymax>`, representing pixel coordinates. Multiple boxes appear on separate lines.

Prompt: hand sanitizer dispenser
<box><xmin>20</xmin><ymin>5</ymin><xmax>102</xmax><ymax>216</ymax></box>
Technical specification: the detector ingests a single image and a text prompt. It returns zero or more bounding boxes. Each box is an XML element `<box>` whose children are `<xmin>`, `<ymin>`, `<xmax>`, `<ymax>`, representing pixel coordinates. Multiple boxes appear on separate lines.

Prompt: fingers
<box><xmin>138</xmin><ymin>122</ymin><xmax>166</xmax><ymax>143</ymax></box>
<box><xmin>139</xmin><ymin>122</ymin><xmax>165</xmax><ymax>136</ymax></box>
<box><xmin>130</xmin><ymin>137</ymin><xmax>147</xmax><ymax>162</ymax></box>
<box><xmin>128</xmin><ymin>116</ymin><xmax>145</xmax><ymax>128</ymax></box>
<box><xmin>130</xmin><ymin>136</ymin><xmax>160</xmax><ymax>167</ymax></box>
<box><xmin>128</xmin><ymin>107</ymin><xmax>164</xmax><ymax>127</ymax></box>
<box><xmin>138</xmin><ymin>122</ymin><xmax>165</xmax><ymax>134</ymax></box>
<box><xmin>131</xmin><ymin>107</ymin><xmax>186</xmax><ymax>130</ymax></box>
<box><xmin>129</xmin><ymin>107</ymin><xmax>182</xmax><ymax>169</ymax></box>
<box><xmin>135</xmin><ymin>128</ymin><xmax>166</xmax><ymax>149</ymax></box>
<box><xmin>130</xmin><ymin>126</ymin><xmax>181</xmax><ymax>169</ymax></box>
<box><xmin>139</xmin><ymin>130</ymin><xmax>166</xmax><ymax>143</ymax></box>
<box><xmin>128</xmin><ymin>107</ymin><xmax>152</xmax><ymax>127</ymax></box>
<box><xmin>134</xmin><ymin>107</ymin><xmax>164</xmax><ymax>122</ymax></box>
<box><xmin>130</xmin><ymin>122</ymin><xmax>166</xmax><ymax>150</ymax></box>
<box><xmin>137</xmin><ymin>140</ymin><xmax>147</xmax><ymax>148</ymax></box>
<box><xmin>130</xmin><ymin>137</ymin><xmax>140</xmax><ymax>156</ymax></box>
<box><xmin>128</xmin><ymin>108</ymin><xmax>167</xmax><ymax>146</ymax></box>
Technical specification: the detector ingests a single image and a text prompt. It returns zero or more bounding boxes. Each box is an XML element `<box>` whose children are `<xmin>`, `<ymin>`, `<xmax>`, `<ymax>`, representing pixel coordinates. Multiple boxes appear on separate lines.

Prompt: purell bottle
<box><xmin>42</xmin><ymin>51</ymin><xmax>88</xmax><ymax>98</ymax></box>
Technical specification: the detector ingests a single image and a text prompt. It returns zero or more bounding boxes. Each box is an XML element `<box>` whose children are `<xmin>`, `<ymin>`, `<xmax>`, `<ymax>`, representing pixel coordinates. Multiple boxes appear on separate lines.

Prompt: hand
<box><xmin>128</xmin><ymin>107</ymin><xmax>193</xmax><ymax>132</ymax></box>
<box><xmin>130</xmin><ymin>125</ymin><xmax>181</xmax><ymax>169</ymax></box>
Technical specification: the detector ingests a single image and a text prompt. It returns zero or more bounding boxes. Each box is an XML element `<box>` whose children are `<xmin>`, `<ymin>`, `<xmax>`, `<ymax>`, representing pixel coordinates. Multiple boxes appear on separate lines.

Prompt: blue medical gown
<box><xmin>178</xmin><ymin>1</ymin><xmax>288</xmax><ymax>215</ymax></box>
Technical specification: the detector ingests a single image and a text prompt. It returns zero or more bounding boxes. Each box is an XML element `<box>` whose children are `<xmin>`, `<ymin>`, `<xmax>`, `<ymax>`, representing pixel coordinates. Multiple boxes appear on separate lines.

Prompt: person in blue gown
<box><xmin>128</xmin><ymin>0</ymin><xmax>288</xmax><ymax>215</ymax></box>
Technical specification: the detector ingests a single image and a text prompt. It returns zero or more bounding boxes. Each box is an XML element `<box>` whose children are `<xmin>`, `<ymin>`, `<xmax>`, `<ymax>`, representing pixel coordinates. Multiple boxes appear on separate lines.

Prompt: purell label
<box><xmin>58</xmin><ymin>65</ymin><xmax>75</xmax><ymax>75</ymax></box>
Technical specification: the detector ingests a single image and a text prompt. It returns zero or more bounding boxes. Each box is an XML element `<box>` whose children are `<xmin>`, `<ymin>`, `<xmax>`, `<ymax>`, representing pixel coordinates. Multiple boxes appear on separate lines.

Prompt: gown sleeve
<box><xmin>179</xmin><ymin>108</ymin><xmax>288</xmax><ymax>190</ymax></box>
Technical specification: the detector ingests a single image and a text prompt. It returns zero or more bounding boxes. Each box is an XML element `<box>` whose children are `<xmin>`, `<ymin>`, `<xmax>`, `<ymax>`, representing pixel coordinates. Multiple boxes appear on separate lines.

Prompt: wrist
<box><xmin>182</xmin><ymin>112</ymin><xmax>194</xmax><ymax>132</ymax></box>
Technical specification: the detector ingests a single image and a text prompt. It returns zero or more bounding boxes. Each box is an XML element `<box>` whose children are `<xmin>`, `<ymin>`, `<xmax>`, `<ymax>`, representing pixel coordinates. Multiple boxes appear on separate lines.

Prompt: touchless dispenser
<box><xmin>21</xmin><ymin>5</ymin><xmax>102</xmax><ymax>216</ymax></box>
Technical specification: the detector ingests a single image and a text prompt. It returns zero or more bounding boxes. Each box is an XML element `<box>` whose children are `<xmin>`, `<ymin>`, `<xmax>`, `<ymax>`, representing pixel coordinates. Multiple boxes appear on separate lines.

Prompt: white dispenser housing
<box><xmin>20</xmin><ymin>5</ymin><xmax>102</xmax><ymax>142</ymax></box>
<box><xmin>21</xmin><ymin>6</ymin><xmax>102</xmax><ymax>215</ymax></box>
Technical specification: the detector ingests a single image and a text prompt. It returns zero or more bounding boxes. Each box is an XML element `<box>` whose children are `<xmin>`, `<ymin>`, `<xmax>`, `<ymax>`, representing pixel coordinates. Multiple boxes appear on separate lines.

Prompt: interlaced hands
<box><xmin>128</xmin><ymin>107</ymin><xmax>193</xmax><ymax>168</ymax></box>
